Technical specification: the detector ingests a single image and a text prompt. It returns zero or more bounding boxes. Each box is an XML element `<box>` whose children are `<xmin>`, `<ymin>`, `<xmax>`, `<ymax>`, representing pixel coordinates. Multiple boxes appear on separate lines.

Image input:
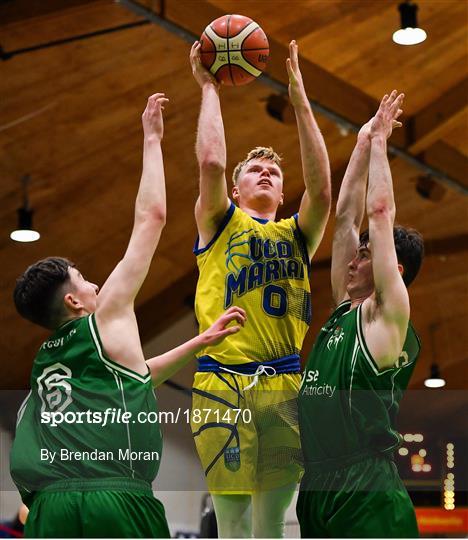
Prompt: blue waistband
<box><xmin>197</xmin><ymin>355</ymin><xmax>301</xmax><ymax>375</ymax></box>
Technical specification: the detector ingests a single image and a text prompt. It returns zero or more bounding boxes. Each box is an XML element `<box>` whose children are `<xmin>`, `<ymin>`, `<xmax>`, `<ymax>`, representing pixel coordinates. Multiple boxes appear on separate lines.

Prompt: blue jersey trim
<box><xmin>293</xmin><ymin>214</ymin><xmax>311</xmax><ymax>275</ymax></box>
<box><xmin>193</xmin><ymin>201</ymin><xmax>235</xmax><ymax>255</ymax></box>
<box><xmin>197</xmin><ymin>355</ymin><xmax>301</xmax><ymax>374</ymax></box>
<box><xmin>252</xmin><ymin>215</ymin><xmax>269</xmax><ymax>224</ymax></box>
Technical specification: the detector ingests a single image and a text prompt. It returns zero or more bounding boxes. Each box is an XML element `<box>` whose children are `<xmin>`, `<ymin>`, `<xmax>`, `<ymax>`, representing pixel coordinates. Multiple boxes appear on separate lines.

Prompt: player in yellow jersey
<box><xmin>189</xmin><ymin>40</ymin><xmax>331</xmax><ymax>537</ymax></box>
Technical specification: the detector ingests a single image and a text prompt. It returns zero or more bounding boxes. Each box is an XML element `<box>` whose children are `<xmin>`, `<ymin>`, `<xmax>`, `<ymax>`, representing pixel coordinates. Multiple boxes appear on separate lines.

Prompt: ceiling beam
<box><xmin>0</xmin><ymin>0</ymin><xmax>98</xmax><ymax>25</ymax></box>
<box><xmin>418</xmin><ymin>142</ymin><xmax>468</xmax><ymax>190</ymax></box>
<box><xmin>408</xmin><ymin>78</ymin><xmax>468</xmax><ymax>154</ymax></box>
<box><xmin>1</xmin><ymin>20</ymin><xmax>150</xmax><ymax>60</ymax></box>
<box><xmin>420</xmin><ymin>233</ymin><xmax>468</xmax><ymax>257</ymax></box>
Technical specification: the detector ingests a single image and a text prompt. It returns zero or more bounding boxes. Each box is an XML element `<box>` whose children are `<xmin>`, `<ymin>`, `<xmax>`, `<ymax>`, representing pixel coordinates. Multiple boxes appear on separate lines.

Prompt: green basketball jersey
<box><xmin>10</xmin><ymin>314</ymin><xmax>162</xmax><ymax>505</ymax></box>
<box><xmin>299</xmin><ymin>300</ymin><xmax>421</xmax><ymax>464</ymax></box>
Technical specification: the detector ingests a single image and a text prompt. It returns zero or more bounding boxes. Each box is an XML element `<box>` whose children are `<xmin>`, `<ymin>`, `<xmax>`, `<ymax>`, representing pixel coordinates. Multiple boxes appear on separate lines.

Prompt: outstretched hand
<box><xmin>142</xmin><ymin>93</ymin><xmax>169</xmax><ymax>140</ymax></box>
<box><xmin>286</xmin><ymin>40</ymin><xmax>307</xmax><ymax>108</ymax></box>
<box><xmin>190</xmin><ymin>41</ymin><xmax>219</xmax><ymax>89</ymax></box>
<box><xmin>369</xmin><ymin>90</ymin><xmax>404</xmax><ymax>140</ymax></box>
<box><xmin>201</xmin><ymin>306</ymin><xmax>247</xmax><ymax>346</ymax></box>
<box><xmin>359</xmin><ymin>91</ymin><xmax>404</xmax><ymax>143</ymax></box>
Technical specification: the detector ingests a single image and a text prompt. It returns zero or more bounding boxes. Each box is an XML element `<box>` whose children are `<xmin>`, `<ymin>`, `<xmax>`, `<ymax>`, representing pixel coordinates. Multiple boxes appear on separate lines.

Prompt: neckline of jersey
<box><xmin>55</xmin><ymin>317</ymin><xmax>80</xmax><ymax>331</ymax></box>
<box><xmin>251</xmin><ymin>215</ymin><xmax>269</xmax><ymax>224</ymax></box>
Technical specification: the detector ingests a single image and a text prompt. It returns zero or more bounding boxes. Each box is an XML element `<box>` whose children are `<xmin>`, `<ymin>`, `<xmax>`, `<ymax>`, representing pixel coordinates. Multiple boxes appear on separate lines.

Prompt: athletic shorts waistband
<box><xmin>197</xmin><ymin>355</ymin><xmax>301</xmax><ymax>374</ymax></box>
<box><xmin>304</xmin><ymin>449</ymin><xmax>395</xmax><ymax>473</ymax></box>
<box><xmin>40</xmin><ymin>477</ymin><xmax>153</xmax><ymax>494</ymax></box>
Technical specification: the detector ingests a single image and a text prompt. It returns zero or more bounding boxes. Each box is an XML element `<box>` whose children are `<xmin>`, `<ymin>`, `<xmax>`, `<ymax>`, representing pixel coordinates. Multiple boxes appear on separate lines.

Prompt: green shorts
<box><xmin>25</xmin><ymin>478</ymin><xmax>170</xmax><ymax>538</ymax></box>
<box><xmin>296</xmin><ymin>455</ymin><xmax>418</xmax><ymax>538</ymax></box>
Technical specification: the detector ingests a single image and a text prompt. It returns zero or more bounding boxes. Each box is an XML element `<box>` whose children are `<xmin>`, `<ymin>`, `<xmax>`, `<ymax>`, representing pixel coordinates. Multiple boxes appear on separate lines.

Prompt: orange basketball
<box><xmin>200</xmin><ymin>14</ymin><xmax>269</xmax><ymax>86</ymax></box>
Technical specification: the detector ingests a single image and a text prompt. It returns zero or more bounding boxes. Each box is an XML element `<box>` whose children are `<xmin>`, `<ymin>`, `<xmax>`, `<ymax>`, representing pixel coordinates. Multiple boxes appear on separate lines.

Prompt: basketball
<box><xmin>200</xmin><ymin>14</ymin><xmax>269</xmax><ymax>86</ymax></box>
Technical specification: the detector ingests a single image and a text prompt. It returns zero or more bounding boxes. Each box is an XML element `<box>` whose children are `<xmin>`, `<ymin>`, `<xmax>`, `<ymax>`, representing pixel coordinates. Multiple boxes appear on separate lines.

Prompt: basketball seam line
<box><xmin>200</xmin><ymin>47</ymin><xmax>268</xmax><ymax>54</ymax></box>
<box><xmin>226</xmin><ymin>14</ymin><xmax>234</xmax><ymax>86</ymax></box>
<box><xmin>227</xmin><ymin>23</ymin><xmax>264</xmax><ymax>81</ymax></box>
<box><xmin>230</xmin><ymin>23</ymin><xmax>267</xmax><ymax>79</ymax></box>
<box><xmin>209</xmin><ymin>19</ymin><xmax>255</xmax><ymax>40</ymax></box>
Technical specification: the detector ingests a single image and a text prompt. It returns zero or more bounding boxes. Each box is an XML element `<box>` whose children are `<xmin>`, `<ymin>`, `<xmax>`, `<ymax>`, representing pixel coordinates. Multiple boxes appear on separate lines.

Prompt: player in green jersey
<box><xmin>297</xmin><ymin>90</ymin><xmax>424</xmax><ymax>538</ymax></box>
<box><xmin>10</xmin><ymin>93</ymin><xmax>246</xmax><ymax>538</ymax></box>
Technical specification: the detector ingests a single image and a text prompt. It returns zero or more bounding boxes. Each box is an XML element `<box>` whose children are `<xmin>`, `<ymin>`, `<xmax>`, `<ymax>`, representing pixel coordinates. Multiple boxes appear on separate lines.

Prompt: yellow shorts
<box><xmin>191</xmin><ymin>371</ymin><xmax>304</xmax><ymax>494</ymax></box>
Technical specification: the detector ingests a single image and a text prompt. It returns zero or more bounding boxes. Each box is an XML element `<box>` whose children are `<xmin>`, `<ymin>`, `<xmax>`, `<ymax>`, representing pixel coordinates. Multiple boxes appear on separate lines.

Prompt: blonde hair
<box><xmin>232</xmin><ymin>147</ymin><xmax>282</xmax><ymax>185</ymax></box>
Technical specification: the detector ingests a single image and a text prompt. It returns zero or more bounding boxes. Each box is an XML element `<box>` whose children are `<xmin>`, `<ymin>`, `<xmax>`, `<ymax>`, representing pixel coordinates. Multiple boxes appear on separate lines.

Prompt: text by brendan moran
<box><xmin>40</xmin><ymin>448</ymin><xmax>160</xmax><ymax>464</ymax></box>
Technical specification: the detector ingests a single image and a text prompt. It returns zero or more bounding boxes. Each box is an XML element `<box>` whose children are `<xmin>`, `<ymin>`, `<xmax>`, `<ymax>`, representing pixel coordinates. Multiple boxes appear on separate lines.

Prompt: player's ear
<box><xmin>397</xmin><ymin>263</ymin><xmax>404</xmax><ymax>277</ymax></box>
<box><xmin>232</xmin><ymin>184</ymin><xmax>239</xmax><ymax>202</ymax></box>
<box><xmin>279</xmin><ymin>192</ymin><xmax>284</xmax><ymax>205</ymax></box>
<box><xmin>64</xmin><ymin>292</ymin><xmax>83</xmax><ymax>313</ymax></box>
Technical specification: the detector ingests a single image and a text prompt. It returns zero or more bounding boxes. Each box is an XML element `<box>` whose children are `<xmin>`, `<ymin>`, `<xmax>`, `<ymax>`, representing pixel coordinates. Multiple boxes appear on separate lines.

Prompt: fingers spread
<box><xmin>379</xmin><ymin>90</ymin><xmax>404</xmax><ymax>118</ymax></box>
<box><xmin>390</xmin><ymin>94</ymin><xmax>405</xmax><ymax>115</ymax></box>
<box><xmin>385</xmin><ymin>90</ymin><xmax>397</xmax><ymax>106</ymax></box>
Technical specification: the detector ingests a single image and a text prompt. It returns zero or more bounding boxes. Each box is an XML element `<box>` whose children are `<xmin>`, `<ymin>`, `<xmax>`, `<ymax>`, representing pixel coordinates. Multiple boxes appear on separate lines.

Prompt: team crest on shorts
<box><xmin>224</xmin><ymin>446</ymin><xmax>241</xmax><ymax>471</ymax></box>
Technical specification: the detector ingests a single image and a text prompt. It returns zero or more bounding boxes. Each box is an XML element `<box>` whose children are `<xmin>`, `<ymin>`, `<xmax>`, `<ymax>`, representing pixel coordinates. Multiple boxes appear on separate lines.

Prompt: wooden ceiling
<box><xmin>1</xmin><ymin>0</ymin><xmax>467</xmax><ymax>430</ymax></box>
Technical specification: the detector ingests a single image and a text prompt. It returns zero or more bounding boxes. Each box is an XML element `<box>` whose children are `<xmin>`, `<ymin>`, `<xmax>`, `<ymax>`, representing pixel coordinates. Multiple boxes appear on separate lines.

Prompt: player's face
<box><xmin>68</xmin><ymin>267</ymin><xmax>99</xmax><ymax>313</ymax></box>
<box><xmin>233</xmin><ymin>158</ymin><xmax>284</xmax><ymax>209</ymax></box>
<box><xmin>347</xmin><ymin>244</ymin><xmax>374</xmax><ymax>297</ymax></box>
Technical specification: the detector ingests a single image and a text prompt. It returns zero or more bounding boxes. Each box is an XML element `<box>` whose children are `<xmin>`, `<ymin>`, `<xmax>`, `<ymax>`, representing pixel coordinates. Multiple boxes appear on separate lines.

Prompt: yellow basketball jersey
<box><xmin>194</xmin><ymin>202</ymin><xmax>311</xmax><ymax>366</ymax></box>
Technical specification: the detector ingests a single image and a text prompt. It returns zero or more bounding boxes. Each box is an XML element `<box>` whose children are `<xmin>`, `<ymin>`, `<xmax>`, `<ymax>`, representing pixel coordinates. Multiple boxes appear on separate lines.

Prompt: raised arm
<box><xmin>190</xmin><ymin>42</ymin><xmax>230</xmax><ymax>248</ymax></box>
<box><xmin>332</xmin><ymin>101</ymin><xmax>405</xmax><ymax>306</ymax></box>
<box><xmin>363</xmin><ymin>91</ymin><xmax>409</xmax><ymax>369</ymax></box>
<box><xmin>147</xmin><ymin>307</ymin><xmax>246</xmax><ymax>387</ymax></box>
<box><xmin>287</xmin><ymin>40</ymin><xmax>331</xmax><ymax>259</ymax></box>
<box><xmin>96</xmin><ymin>94</ymin><xmax>167</xmax><ymax>314</ymax></box>
<box><xmin>93</xmin><ymin>95</ymin><xmax>168</xmax><ymax>375</ymax></box>
<box><xmin>331</xmin><ymin>123</ymin><xmax>372</xmax><ymax>305</ymax></box>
